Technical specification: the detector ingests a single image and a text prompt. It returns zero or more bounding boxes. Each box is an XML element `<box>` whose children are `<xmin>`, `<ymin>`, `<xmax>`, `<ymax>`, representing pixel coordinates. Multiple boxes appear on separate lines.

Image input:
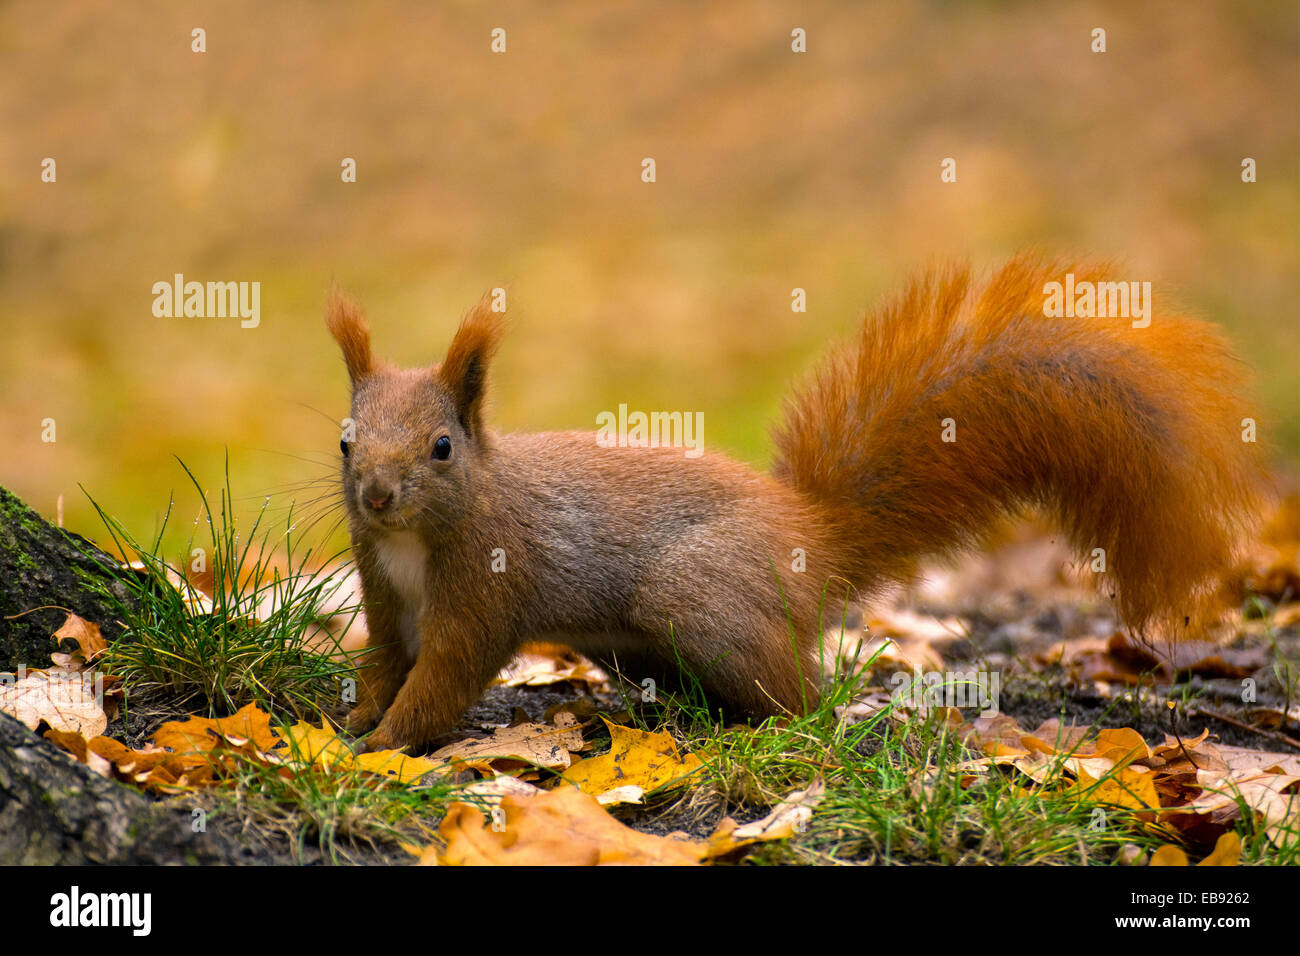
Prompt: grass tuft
<box><xmin>82</xmin><ymin>456</ymin><xmax>360</xmax><ymax>720</ymax></box>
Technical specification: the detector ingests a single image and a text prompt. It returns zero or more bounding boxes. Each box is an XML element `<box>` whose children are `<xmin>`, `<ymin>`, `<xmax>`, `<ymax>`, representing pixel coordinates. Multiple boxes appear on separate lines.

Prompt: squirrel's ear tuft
<box><xmin>438</xmin><ymin>298</ymin><xmax>505</xmax><ymax>437</ymax></box>
<box><xmin>325</xmin><ymin>284</ymin><xmax>374</xmax><ymax>386</ymax></box>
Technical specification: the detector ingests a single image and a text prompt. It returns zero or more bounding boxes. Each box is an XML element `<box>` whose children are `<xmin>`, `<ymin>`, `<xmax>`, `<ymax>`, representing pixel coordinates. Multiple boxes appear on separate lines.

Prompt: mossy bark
<box><xmin>0</xmin><ymin>712</ymin><xmax>275</xmax><ymax>864</ymax></box>
<box><xmin>0</xmin><ymin>484</ymin><xmax>138</xmax><ymax>672</ymax></box>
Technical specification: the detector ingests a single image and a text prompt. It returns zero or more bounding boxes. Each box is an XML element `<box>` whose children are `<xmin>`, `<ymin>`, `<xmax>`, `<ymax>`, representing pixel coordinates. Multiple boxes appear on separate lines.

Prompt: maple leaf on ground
<box><xmin>560</xmin><ymin>717</ymin><xmax>704</xmax><ymax>804</ymax></box>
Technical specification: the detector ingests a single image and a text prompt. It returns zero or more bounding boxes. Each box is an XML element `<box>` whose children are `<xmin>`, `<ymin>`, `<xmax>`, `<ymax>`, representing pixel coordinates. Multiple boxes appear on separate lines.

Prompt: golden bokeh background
<box><xmin>2</xmin><ymin>0</ymin><xmax>1297</xmax><ymax>555</ymax></box>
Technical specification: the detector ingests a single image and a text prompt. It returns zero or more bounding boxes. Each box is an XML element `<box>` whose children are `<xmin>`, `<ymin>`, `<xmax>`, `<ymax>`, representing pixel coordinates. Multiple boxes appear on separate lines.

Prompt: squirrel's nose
<box><xmin>361</xmin><ymin>478</ymin><xmax>397</xmax><ymax>512</ymax></box>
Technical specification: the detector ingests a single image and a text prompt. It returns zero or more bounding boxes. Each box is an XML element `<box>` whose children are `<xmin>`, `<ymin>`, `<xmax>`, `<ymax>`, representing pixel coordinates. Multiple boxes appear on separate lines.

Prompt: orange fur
<box><xmin>436</xmin><ymin>300</ymin><xmax>506</xmax><ymax>437</ymax></box>
<box><xmin>328</xmin><ymin>255</ymin><xmax>1270</xmax><ymax>751</ymax></box>
<box><xmin>773</xmin><ymin>253</ymin><xmax>1269</xmax><ymax>632</ymax></box>
<box><xmin>325</xmin><ymin>285</ymin><xmax>375</xmax><ymax>385</ymax></box>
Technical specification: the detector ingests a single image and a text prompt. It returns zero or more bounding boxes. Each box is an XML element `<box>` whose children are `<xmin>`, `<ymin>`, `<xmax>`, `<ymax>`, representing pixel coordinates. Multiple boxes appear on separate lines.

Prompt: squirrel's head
<box><xmin>326</xmin><ymin>286</ymin><xmax>505</xmax><ymax>535</ymax></box>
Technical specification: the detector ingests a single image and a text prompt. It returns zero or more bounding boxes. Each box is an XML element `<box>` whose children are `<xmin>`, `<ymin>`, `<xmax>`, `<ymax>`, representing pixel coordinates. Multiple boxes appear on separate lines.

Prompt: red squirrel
<box><xmin>328</xmin><ymin>254</ymin><xmax>1268</xmax><ymax>752</ymax></box>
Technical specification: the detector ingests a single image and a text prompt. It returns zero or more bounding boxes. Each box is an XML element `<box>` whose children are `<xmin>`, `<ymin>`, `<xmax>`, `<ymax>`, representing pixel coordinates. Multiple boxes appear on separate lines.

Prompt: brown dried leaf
<box><xmin>431</xmin><ymin>712</ymin><xmax>586</xmax><ymax>774</ymax></box>
<box><xmin>0</xmin><ymin>666</ymin><xmax>107</xmax><ymax>737</ymax></box>
<box><xmin>429</xmin><ymin>785</ymin><xmax>707</xmax><ymax>865</ymax></box>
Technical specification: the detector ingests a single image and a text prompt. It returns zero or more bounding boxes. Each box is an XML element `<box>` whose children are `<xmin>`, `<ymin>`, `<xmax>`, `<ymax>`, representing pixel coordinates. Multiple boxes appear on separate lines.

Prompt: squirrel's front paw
<box><xmin>355</xmin><ymin>724</ymin><xmax>402</xmax><ymax>754</ymax></box>
<box><xmin>344</xmin><ymin>704</ymin><xmax>381</xmax><ymax>734</ymax></box>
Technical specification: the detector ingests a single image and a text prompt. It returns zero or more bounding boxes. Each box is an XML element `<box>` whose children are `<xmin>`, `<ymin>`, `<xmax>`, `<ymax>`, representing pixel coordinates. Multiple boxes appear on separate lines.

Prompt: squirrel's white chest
<box><xmin>372</xmin><ymin>531</ymin><xmax>429</xmax><ymax>660</ymax></box>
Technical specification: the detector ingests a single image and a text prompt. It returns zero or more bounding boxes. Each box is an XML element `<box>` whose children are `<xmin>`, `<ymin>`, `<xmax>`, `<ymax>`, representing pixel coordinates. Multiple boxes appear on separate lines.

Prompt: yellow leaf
<box><xmin>355</xmin><ymin>749</ymin><xmax>438</xmax><ymax>783</ymax></box>
<box><xmin>274</xmin><ymin>718</ymin><xmax>355</xmax><ymax>771</ymax></box>
<box><xmin>1095</xmin><ymin>728</ymin><xmax>1151</xmax><ymax>767</ymax></box>
<box><xmin>1072</xmin><ymin>766</ymin><xmax>1160</xmax><ymax>812</ymax></box>
<box><xmin>1150</xmin><ymin>844</ymin><xmax>1190</xmax><ymax>866</ymax></box>
<box><xmin>560</xmin><ymin>718</ymin><xmax>703</xmax><ymax>797</ymax></box>
<box><xmin>1198</xmin><ymin>831</ymin><xmax>1241</xmax><ymax>866</ymax></box>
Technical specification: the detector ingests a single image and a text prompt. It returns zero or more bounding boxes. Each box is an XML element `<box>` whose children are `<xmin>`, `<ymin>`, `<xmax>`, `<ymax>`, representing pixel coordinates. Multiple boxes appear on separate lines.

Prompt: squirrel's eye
<box><xmin>340</xmin><ymin>439</ymin><xmax>350</xmax><ymax>459</ymax></box>
<box><xmin>432</xmin><ymin>436</ymin><xmax>452</xmax><ymax>461</ymax></box>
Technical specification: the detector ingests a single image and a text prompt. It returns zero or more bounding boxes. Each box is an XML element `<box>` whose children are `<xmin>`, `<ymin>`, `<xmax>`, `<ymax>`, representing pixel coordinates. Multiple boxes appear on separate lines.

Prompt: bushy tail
<box><xmin>772</xmin><ymin>254</ymin><xmax>1270</xmax><ymax>632</ymax></box>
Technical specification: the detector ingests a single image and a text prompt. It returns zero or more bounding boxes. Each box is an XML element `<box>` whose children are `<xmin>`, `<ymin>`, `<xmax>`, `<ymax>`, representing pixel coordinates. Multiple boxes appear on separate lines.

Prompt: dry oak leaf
<box><xmin>152</xmin><ymin>703</ymin><xmax>281</xmax><ymax>757</ymax></box>
<box><xmin>706</xmin><ymin>780</ymin><xmax>826</xmax><ymax>856</ymax></box>
<box><xmin>560</xmin><ymin>717</ymin><xmax>704</xmax><ymax>799</ymax></box>
<box><xmin>42</xmin><ymin>727</ymin><xmax>117</xmax><ymax>777</ymax></box>
<box><xmin>0</xmin><ymin>665</ymin><xmax>108</xmax><ymax>737</ymax></box>
<box><xmin>430</xmin><ymin>785</ymin><xmax>707</xmax><ymax>865</ymax></box>
<box><xmin>430</xmin><ymin>712</ymin><xmax>586</xmax><ymax>774</ymax></box>
<box><xmin>1150</xmin><ymin>831</ymin><xmax>1242</xmax><ymax>867</ymax></box>
<box><xmin>494</xmin><ymin>642</ymin><xmax>610</xmax><ymax>690</ymax></box>
<box><xmin>1181</xmin><ymin>767</ymin><xmax>1300</xmax><ymax>849</ymax></box>
<box><xmin>43</xmin><ymin>728</ymin><xmax>209</xmax><ymax>793</ymax></box>
<box><xmin>51</xmin><ymin>613</ymin><xmax>109</xmax><ymax>664</ymax></box>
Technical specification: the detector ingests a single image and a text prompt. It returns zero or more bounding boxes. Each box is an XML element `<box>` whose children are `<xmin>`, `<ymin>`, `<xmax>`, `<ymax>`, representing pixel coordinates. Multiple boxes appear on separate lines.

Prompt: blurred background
<box><xmin>1</xmin><ymin>0</ymin><xmax>1297</xmax><ymax>559</ymax></box>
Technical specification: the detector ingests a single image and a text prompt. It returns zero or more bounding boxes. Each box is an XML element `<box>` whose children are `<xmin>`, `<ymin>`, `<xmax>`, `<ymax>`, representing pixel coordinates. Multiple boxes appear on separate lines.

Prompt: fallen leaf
<box><xmin>456</xmin><ymin>775</ymin><xmax>544</xmax><ymax>806</ymax></box>
<box><xmin>431</xmin><ymin>712</ymin><xmax>586</xmax><ymax>774</ymax></box>
<box><xmin>1150</xmin><ymin>844</ymin><xmax>1190</xmax><ymax>866</ymax></box>
<box><xmin>560</xmin><ymin>718</ymin><xmax>704</xmax><ymax>798</ymax></box>
<box><xmin>706</xmin><ymin>780</ymin><xmax>826</xmax><ymax>856</ymax></box>
<box><xmin>354</xmin><ymin>749</ymin><xmax>440</xmax><ymax>783</ymax></box>
<box><xmin>274</xmin><ymin>718</ymin><xmax>355</xmax><ymax>771</ymax></box>
<box><xmin>152</xmin><ymin>702</ymin><xmax>281</xmax><ymax>757</ymax></box>
<box><xmin>495</xmin><ymin>643</ymin><xmax>610</xmax><ymax>690</ymax></box>
<box><xmin>1182</xmin><ymin>767</ymin><xmax>1300</xmax><ymax>848</ymax></box>
<box><xmin>1150</xmin><ymin>831</ymin><xmax>1241</xmax><ymax>866</ymax></box>
<box><xmin>0</xmin><ymin>665</ymin><xmax>108</xmax><ymax>737</ymax></box>
<box><xmin>430</xmin><ymin>785</ymin><xmax>707</xmax><ymax>865</ymax></box>
<box><xmin>51</xmin><ymin>613</ymin><xmax>108</xmax><ymax>664</ymax></box>
<box><xmin>595</xmin><ymin>784</ymin><xmax>646</xmax><ymax>806</ymax></box>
